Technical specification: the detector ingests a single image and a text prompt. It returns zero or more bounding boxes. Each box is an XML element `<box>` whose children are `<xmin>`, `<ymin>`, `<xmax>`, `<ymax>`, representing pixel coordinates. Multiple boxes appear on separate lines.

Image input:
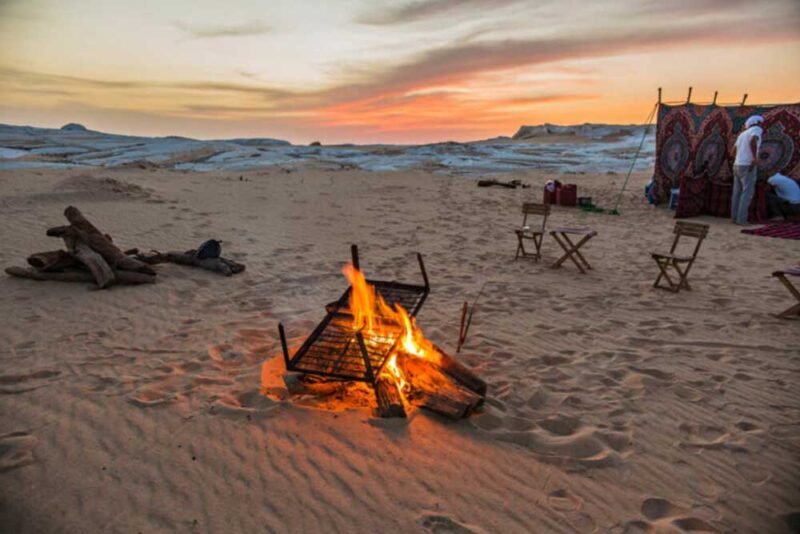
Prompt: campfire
<box><xmin>278</xmin><ymin>246</ymin><xmax>486</xmax><ymax>419</ymax></box>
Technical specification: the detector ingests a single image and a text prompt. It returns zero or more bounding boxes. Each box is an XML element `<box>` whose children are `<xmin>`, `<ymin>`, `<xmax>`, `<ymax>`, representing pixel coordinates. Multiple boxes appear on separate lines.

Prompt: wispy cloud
<box><xmin>3</xmin><ymin>3</ymin><xmax>799</xmax><ymax>142</ymax></box>
<box><xmin>359</xmin><ymin>0</ymin><xmax>522</xmax><ymax>25</ymax></box>
<box><xmin>4</xmin><ymin>12</ymin><xmax>798</xmax><ymax>112</ymax></box>
<box><xmin>174</xmin><ymin>20</ymin><xmax>271</xmax><ymax>39</ymax></box>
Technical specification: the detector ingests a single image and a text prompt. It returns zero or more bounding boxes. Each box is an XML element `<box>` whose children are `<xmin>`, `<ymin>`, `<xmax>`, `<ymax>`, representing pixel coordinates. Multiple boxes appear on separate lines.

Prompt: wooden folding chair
<box><xmin>772</xmin><ymin>267</ymin><xmax>800</xmax><ymax>319</ymax></box>
<box><xmin>514</xmin><ymin>202</ymin><xmax>550</xmax><ymax>261</ymax></box>
<box><xmin>651</xmin><ymin>222</ymin><xmax>709</xmax><ymax>292</ymax></box>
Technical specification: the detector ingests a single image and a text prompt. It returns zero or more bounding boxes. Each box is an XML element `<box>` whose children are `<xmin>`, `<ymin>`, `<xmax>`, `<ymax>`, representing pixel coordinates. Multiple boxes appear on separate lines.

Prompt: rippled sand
<box><xmin>1</xmin><ymin>165</ymin><xmax>798</xmax><ymax>532</ymax></box>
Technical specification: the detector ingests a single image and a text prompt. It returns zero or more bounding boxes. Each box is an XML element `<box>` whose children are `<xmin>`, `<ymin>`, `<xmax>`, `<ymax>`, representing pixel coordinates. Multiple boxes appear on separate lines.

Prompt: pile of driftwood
<box><xmin>477</xmin><ymin>178</ymin><xmax>529</xmax><ymax>189</ymax></box>
<box><xmin>5</xmin><ymin>206</ymin><xmax>244</xmax><ymax>288</ymax></box>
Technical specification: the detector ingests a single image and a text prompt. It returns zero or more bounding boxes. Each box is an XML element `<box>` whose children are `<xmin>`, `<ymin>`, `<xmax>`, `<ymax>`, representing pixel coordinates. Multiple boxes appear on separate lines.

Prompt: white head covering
<box><xmin>745</xmin><ymin>115</ymin><xmax>764</xmax><ymax>128</ymax></box>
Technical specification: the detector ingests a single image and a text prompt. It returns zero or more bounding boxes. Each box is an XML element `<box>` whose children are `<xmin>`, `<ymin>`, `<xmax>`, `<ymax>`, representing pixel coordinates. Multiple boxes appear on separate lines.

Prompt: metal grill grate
<box><xmin>279</xmin><ymin>245</ymin><xmax>430</xmax><ymax>384</ymax></box>
<box><xmin>287</xmin><ymin>313</ymin><xmax>399</xmax><ymax>381</ymax></box>
<box><xmin>332</xmin><ymin>279</ymin><xmax>428</xmax><ymax>318</ymax></box>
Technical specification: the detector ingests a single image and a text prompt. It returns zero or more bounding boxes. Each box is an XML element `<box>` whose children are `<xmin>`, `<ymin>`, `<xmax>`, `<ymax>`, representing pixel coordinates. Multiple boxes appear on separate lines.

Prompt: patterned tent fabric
<box><xmin>653</xmin><ymin>103</ymin><xmax>800</xmax><ymax>221</ymax></box>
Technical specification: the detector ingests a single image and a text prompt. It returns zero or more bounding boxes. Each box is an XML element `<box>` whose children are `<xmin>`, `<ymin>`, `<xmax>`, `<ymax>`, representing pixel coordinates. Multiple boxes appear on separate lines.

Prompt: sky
<box><xmin>0</xmin><ymin>0</ymin><xmax>799</xmax><ymax>144</ymax></box>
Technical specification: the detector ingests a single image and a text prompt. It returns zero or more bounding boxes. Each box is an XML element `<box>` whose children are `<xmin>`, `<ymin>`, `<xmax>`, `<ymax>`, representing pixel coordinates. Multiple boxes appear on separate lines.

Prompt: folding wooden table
<box><xmin>550</xmin><ymin>227</ymin><xmax>597</xmax><ymax>274</ymax></box>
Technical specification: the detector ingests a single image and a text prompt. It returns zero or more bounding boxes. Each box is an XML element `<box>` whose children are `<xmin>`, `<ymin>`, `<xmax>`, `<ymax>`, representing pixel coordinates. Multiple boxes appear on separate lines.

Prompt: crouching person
<box><xmin>766</xmin><ymin>173</ymin><xmax>800</xmax><ymax>220</ymax></box>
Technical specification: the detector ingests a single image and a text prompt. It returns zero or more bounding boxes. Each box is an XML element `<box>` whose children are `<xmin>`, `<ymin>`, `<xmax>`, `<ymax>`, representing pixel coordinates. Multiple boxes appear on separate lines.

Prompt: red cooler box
<box><xmin>543</xmin><ymin>185</ymin><xmax>558</xmax><ymax>205</ymax></box>
<box><xmin>557</xmin><ymin>184</ymin><xmax>577</xmax><ymax>206</ymax></box>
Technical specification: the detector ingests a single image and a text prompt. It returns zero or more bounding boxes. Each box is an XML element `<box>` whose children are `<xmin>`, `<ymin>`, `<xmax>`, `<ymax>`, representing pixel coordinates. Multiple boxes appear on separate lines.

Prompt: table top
<box><xmin>551</xmin><ymin>227</ymin><xmax>597</xmax><ymax>237</ymax></box>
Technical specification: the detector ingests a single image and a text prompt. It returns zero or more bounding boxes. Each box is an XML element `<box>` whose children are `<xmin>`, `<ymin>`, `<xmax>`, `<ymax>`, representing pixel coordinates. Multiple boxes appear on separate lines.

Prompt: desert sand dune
<box><xmin>0</xmin><ymin>165</ymin><xmax>798</xmax><ymax>533</ymax></box>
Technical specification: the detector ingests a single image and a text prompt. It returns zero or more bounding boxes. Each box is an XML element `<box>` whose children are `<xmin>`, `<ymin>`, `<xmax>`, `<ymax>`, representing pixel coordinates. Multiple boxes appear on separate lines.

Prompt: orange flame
<box><xmin>341</xmin><ymin>263</ymin><xmax>436</xmax><ymax>389</ymax></box>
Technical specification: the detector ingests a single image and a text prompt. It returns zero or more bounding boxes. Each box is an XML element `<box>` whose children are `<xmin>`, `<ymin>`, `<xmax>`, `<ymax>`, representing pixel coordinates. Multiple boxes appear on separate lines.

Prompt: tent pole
<box><xmin>712</xmin><ymin>91</ymin><xmax>718</xmax><ymax>105</ymax></box>
<box><xmin>657</xmin><ymin>87</ymin><xmax>662</xmax><ymax>105</ymax></box>
<box><xmin>686</xmin><ymin>87</ymin><xmax>693</xmax><ymax>104</ymax></box>
<box><xmin>740</xmin><ymin>93</ymin><xmax>748</xmax><ymax>106</ymax></box>
<box><xmin>610</xmin><ymin>102</ymin><xmax>658</xmax><ymax>215</ymax></box>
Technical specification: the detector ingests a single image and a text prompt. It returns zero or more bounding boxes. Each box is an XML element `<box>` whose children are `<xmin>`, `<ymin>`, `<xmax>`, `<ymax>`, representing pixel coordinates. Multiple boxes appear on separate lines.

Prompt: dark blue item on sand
<box><xmin>195</xmin><ymin>239</ymin><xmax>222</xmax><ymax>260</ymax></box>
<box><xmin>645</xmin><ymin>180</ymin><xmax>658</xmax><ymax>205</ymax></box>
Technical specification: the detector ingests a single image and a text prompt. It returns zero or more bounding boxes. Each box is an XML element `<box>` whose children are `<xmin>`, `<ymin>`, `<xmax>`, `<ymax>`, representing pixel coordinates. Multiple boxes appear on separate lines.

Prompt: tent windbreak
<box><xmin>652</xmin><ymin>98</ymin><xmax>800</xmax><ymax>222</ymax></box>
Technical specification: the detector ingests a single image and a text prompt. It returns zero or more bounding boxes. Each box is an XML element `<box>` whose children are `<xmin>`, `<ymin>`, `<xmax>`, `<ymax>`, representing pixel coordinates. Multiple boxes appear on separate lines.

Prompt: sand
<box><xmin>0</xmin><ymin>165</ymin><xmax>798</xmax><ymax>533</ymax></box>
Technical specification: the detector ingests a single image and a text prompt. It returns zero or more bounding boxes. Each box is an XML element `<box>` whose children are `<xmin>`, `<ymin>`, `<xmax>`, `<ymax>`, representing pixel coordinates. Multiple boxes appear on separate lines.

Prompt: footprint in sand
<box><xmin>734</xmin><ymin>421</ymin><xmax>759</xmax><ymax>433</ymax></box>
<box><xmin>0</xmin><ymin>431</ymin><xmax>38</xmax><ymax>472</ymax></box>
<box><xmin>609</xmin><ymin>519</ymin><xmax>653</xmax><ymax>533</ymax></box>
<box><xmin>673</xmin><ymin>383</ymin><xmax>704</xmax><ymax>402</ymax></box>
<box><xmin>613</xmin><ymin>498</ymin><xmax>722</xmax><ymax>533</ymax></box>
<box><xmin>537</xmin><ymin>414</ymin><xmax>582</xmax><ymax>436</ymax></box>
<box><xmin>672</xmin><ymin>460</ymin><xmax>720</xmax><ymax>501</ymax></box>
<box><xmin>734</xmin><ymin>459</ymin><xmax>771</xmax><ymax>485</ymax></box>
<box><xmin>678</xmin><ymin>423</ymin><xmax>730</xmax><ymax>450</ymax></box>
<box><xmin>547</xmin><ymin>488</ymin><xmax>581</xmax><ymax>512</ymax></box>
<box><xmin>0</xmin><ymin>368</ymin><xmax>61</xmax><ymax>394</ymax></box>
<box><xmin>641</xmin><ymin>497</ymin><xmax>677</xmax><ymax>521</ymax></box>
<box><xmin>670</xmin><ymin>516</ymin><xmax>720</xmax><ymax>532</ymax></box>
<box><xmin>419</xmin><ymin>514</ymin><xmax>480</xmax><ymax>534</ymax></box>
<box><xmin>209</xmin><ymin>389</ymin><xmax>279</xmax><ymax>419</ymax></box>
<box><xmin>128</xmin><ymin>387</ymin><xmax>182</xmax><ymax>407</ymax></box>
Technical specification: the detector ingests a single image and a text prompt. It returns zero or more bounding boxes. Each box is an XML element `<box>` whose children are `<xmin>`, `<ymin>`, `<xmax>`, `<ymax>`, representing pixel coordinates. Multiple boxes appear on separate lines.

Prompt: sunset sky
<box><xmin>1</xmin><ymin>0</ymin><xmax>799</xmax><ymax>144</ymax></box>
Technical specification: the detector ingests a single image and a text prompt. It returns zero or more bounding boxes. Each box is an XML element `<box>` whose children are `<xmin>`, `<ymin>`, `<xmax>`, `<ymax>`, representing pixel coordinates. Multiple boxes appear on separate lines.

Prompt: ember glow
<box><xmin>341</xmin><ymin>262</ymin><xmax>437</xmax><ymax>389</ymax></box>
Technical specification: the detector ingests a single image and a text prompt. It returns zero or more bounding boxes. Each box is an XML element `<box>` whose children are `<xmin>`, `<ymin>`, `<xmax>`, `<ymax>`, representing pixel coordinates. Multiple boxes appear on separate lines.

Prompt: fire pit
<box><xmin>278</xmin><ymin>245</ymin><xmax>486</xmax><ymax>419</ymax></box>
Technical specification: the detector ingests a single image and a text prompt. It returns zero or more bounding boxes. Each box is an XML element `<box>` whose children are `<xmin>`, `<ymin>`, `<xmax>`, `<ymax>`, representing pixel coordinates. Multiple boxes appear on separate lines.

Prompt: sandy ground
<box><xmin>0</xmin><ymin>165</ymin><xmax>798</xmax><ymax>533</ymax></box>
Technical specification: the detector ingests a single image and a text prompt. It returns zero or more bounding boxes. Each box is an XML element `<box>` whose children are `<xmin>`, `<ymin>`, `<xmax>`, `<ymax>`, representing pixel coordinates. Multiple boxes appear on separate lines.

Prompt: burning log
<box><xmin>134</xmin><ymin>250</ymin><xmax>245</xmax><ymax>276</ymax></box>
<box><xmin>434</xmin><ymin>346</ymin><xmax>487</xmax><ymax>400</ymax></box>
<box><xmin>399</xmin><ymin>354</ymin><xmax>482</xmax><ymax>419</ymax></box>
<box><xmin>5</xmin><ymin>266</ymin><xmax>155</xmax><ymax>285</ymax></box>
<box><xmin>375</xmin><ymin>375</ymin><xmax>406</xmax><ymax>418</ymax></box>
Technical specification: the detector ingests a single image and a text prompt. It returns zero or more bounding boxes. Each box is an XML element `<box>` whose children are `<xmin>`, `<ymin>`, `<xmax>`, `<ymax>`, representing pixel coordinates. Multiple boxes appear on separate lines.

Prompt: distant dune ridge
<box><xmin>0</xmin><ymin>122</ymin><xmax>656</xmax><ymax>175</ymax></box>
<box><xmin>513</xmin><ymin>123</ymin><xmax>651</xmax><ymax>141</ymax></box>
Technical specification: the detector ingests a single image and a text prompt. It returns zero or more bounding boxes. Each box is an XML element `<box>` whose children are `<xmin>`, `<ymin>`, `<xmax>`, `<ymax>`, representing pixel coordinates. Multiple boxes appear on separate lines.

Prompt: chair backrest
<box><xmin>521</xmin><ymin>202</ymin><xmax>550</xmax><ymax>231</ymax></box>
<box><xmin>670</xmin><ymin>221</ymin><xmax>709</xmax><ymax>258</ymax></box>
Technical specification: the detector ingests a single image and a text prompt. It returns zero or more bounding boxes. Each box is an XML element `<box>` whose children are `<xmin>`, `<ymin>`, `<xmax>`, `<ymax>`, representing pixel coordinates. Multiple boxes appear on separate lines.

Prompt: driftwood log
<box><xmin>477</xmin><ymin>179</ymin><xmax>528</xmax><ymax>189</ymax></box>
<box><xmin>5</xmin><ymin>267</ymin><xmax>155</xmax><ymax>285</ymax></box>
<box><xmin>6</xmin><ymin>205</ymin><xmax>249</xmax><ymax>288</ymax></box>
<box><xmin>27</xmin><ymin>250</ymin><xmax>80</xmax><ymax>272</ymax></box>
<box><xmin>68</xmin><ymin>231</ymin><xmax>116</xmax><ymax>288</ymax></box>
<box><xmin>51</xmin><ymin>206</ymin><xmax>155</xmax><ymax>275</ymax></box>
<box><xmin>375</xmin><ymin>376</ymin><xmax>407</xmax><ymax>418</ymax></box>
<box><xmin>134</xmin><ymin>250</ymin><xmax>245</xmax><ymax>276</ymax></box>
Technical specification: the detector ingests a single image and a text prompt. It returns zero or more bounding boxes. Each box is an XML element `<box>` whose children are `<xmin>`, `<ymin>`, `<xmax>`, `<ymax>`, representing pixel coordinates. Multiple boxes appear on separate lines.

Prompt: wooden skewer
<box><xmin>457</xmin><ymin>301</ymin><xmax>468</xmax><ymax>352</ymax></box>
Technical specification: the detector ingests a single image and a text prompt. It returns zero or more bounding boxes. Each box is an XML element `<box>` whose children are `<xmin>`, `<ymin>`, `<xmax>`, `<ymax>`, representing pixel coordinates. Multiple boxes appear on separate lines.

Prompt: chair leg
<box><xmin>515</xmin><ymin>233</ymin><xmax>524</xmax><ymax>260</ymax></box>
<box><xmin>653</xmin><ymin>258</ymin><xmax>678</xmax><ymax>291</ymax></box>
<box><xmin>673</xmin><ymin>263</ymin><xmax>692</xmax><ymax>291</ymax></box>
<box><xmin>533</xmin><ymin>234</ymin><xmax>542</xmax><ymax>262</ymax></box>
<box><xmin>775</xmin><ymin>303</ymin><xmax>800</xmax><ymax>319</ymax></box>
<box><xmin>775</xmin><ymin>274</ymin><xmax>800</xmax><ymax>319</ymax></box>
